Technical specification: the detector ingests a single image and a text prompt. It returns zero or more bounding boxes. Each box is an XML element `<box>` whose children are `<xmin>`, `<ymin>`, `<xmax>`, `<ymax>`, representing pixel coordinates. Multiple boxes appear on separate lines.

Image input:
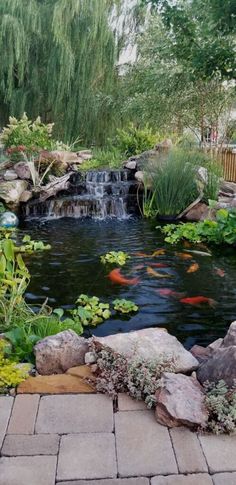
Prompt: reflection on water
<box><xmin>19</xmin><ymin>218</ymin><xmax>236</xmax><ymax>349</ymax></box>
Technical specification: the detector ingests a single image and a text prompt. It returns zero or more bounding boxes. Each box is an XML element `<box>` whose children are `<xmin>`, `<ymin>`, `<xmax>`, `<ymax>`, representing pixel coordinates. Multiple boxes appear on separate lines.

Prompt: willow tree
<box><xmin>0</xmin><ymin>0</ymin><xmax>127</xmax><ymax>144</ymax></box>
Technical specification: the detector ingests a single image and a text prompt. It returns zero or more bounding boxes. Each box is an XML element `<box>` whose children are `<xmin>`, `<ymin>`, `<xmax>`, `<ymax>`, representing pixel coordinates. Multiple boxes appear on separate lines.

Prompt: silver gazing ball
<box><xmin>0</xmin><ymin>212</ymin><xmax>19</xmax><ymax>228</ymax></box>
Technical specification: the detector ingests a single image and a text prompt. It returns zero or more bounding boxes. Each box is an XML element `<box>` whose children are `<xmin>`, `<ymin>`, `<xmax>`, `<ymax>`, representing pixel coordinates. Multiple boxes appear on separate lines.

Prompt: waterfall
<box><xmin>22</xmin><ymin>169</ymin><xmax>139</xmax><ymax>220</ymax></box>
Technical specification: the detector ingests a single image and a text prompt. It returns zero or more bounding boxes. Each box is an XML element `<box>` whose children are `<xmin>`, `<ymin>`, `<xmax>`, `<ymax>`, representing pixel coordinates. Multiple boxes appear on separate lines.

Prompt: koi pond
<box><xmin>20</xmin><ymin>217</ymin><xmax>236</xmax><ymax>349</ymax></box>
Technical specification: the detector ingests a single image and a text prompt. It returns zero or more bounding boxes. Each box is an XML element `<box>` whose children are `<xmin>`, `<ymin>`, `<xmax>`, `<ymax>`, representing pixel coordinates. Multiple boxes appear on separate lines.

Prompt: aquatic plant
<box><xmin>101</xmin><ymin>251</ymin><xmax>130</xmax><ymax>266</ymax></box>
<box><xmin>204</xmin><ymin>380</ymin><xmax>236</xmax><ymax>434</ymax></box>
<box><xmin>90</xmin><ymin>342</ymin><xmax>175</xmax><ymax>408</ymax></box>
<box><xmin>75</xmin><ymin>294</ymin><xmax>111</xmax><ymax>326</ymax></box>
<box><xmin>113</xmin><ymin>299</ymin><xmax>139</xmax><ymax>314</ymax></box>
<box><xmin>19</xmin><ymin>235</ymin><xmax>51</xmax><ymax>253</ymax></box>
<box><xmin>0</xmin><ymin>340</ymin><xmax>30</xmax><ymax>393</ymax></box>
<box><xmin>161</xmin><ymin>209</ymin><xmax>236</xmax><ymax>246</ymax></box>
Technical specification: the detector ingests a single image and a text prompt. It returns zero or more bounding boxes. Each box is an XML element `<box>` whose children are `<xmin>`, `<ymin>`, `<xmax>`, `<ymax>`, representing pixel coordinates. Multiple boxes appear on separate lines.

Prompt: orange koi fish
<box><xmin>180</xmin><ymin>296</ymin><xmax>216</xmax><ymax>307</ymax></box>
<box><xmin>187</xmin><ymin>263</ymin><xmax>199</xmax><ymax>273</ymax></box>
<box><xmin>147</xmin><ymin>267</ymin><xmax>171</xmax><ymax>278</ymax></box>
<box><xmin>152</xmin><ymin>249</ymin><xmax>166</xmax><ymax>256</ymax></box>
<box><xmin>149</xmin><ymin>263</ymin><xmax>168</xmax><ymax>268</ymax></box>
<box><xmin>183</xmin><ymin>241</ymin><xmax>191</xmax><ymax>248</ymax></box>
<box><xmin>158</xmin><ymin>288</ymin><xmax>185</xmax><ymax>298</ymax></box>
<box><xmin>135</xmin><ymin>252</ymin><xmax>153</xmax><ymax>258</ymax></box>
<box><xmin>108</xmin><ymin>268</ymin><xmax>140</xmax><ymax>286</ymax></box>
<box><xmin>175</xmin><ymin>252</ymin><xmax>193</xmax><ymax>260</ymax></box>
<box><xmin>215</xmin><ymin>268</ymin><xmax>225</xmax><ymax>278</ymax></box>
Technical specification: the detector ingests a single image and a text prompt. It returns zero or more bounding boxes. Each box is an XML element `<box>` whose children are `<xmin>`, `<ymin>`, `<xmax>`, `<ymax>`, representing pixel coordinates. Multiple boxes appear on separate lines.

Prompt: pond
<box><xmin>19</xmin><ymin>217</ymin><xmax>236</xmax><ymax>349</ymax></box>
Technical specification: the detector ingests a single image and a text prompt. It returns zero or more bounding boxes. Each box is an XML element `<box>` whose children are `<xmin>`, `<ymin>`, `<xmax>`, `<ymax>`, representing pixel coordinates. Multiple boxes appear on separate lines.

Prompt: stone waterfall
<box><xmin>21</xmin><ymin>169</ymin><xmax>139</xmax><ymax>220</ymax></box>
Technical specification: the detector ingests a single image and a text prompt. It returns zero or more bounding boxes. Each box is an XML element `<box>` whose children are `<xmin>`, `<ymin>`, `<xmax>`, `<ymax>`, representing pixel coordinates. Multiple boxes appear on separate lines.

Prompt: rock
<box><xmin>220</xmin><ymin>180</ymin><xmax>236</xmax><ymax>196</ymax></box>
<box><xmin>0</xmin><ymin>180</ymin><xmax>28</xmax><ymax>206</ymax></box>
<box><xmin>92</xmin><ymin>328</ymin><xmax>199</xmax><ymax>374</ymax></box>
<box><xmin>208</xmin><ymin>338</ymin><xmax>223</xmax><ymax>352</ymax></box>
<box><xmin>221</xmin><ymin>321</ymin><xmax>236</xmax><ymax>347</ymax></box>
<box><xmin>190</xmin><ymin>345</ymin><xmax>211</xmax><ymax>364</ymax></box>
<box><xmin>17</xmin><ymin>372</ymin><xmax>95</xmax><ymax>394</ymax></box>
<box><xmin>135</xmin><ymin>171</ymin><xmax>144</xmax><ymax>184</ymax></box>
<box><xmin>14</xmin><ymin>162</ymin><xmax>32</xmax><ymax>180</ymax></box>
<box><xmin>124</xmin><ymin>160</ymin><xmax>137</xmax><ymax>170</ymax></box>
<box><xmin>197</xmin><ymin>346</ymin><xmax>236</xmax><ymax>387</ymax></box>
<box><xmin>19</xmin><ymin>190</ymin><xmax>33</xmax><ymax>203</ymax></box>
<box><xmin>34</xmin><ymin>330</ymin><xmax>89</xmax><ymax>375</ymax></box>
<box><xmin>155</xmin><ymin>138</ymin><xmax>173</xmax><ymax>151</ymax></box>
<box><xmin>85</xmin><ymin>351</ymin><xmax>97</xmax><ymax>364</ymax></box>
<box><xmin>3</xmin><ymin>170</ymin><xmax>18</xmax><ymax>181</ymax></box>
<box><xmin>155</xmin><ymin>372</ymin><xmax>208</xmax><ymax>428</ymax></box>
<box><xmin>77</xmin><ymin>150</ymin><xmax>92</xmax><ymax>161</ymax></box>
<box><xmin>198</xmin><ymin>166</ymin><xmax>208</xmax><ymax>184</ymax></box>
<box><xmin>185</xmin><ymin>202</ymin><xmax>210</xmax><ymax>222</ymax></box>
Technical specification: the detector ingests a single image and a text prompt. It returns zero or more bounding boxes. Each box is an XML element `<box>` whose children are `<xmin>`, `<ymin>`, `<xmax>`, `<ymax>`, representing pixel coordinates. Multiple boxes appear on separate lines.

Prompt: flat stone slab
<box><xmin>212</xmin><ymin>472</ymin><xmax>236</xmax><ymax>484</ymax></box>
<box><xmin>36</xmin><ymin>394</ymin><xmax>113</xmax><ymax>433</ymax></box>
<box><xmin>0</xmin><ymin>397</ymin><xmax>13</xmax><ymax>448</ymax></box>
<box><xmin>151</xmin><ymin>475</ymin><xmax>213</xmax><ymax>484</ymax></box>
<box><xmin>7</xmin><ymin>394</ymin><xmax>39</xmax><ymax>434</ymax></box>
<box><xmin>170</xmin><ymin>427</ymin><xmax>208</xmax><ymax>473</ymax></box>
<box><xmin>59</xmin><ymin>480</ymin><xmax>149</xmax><ymax>485</ymax></box>
<box><xmin>17</xmin><ymin>373</ymin><xmax>95</xmax><ymax>394</ymax></box>
<box><xmin>115</xmin><ymin>411</ymin><xmax>178</xmax><ymax>477</ymax></box>
<box><xmin>118</xmin><ymin>394</ymin><xmax>147</xmax><ymax>411</ymax></box>
<box><xmin>199</xmin><ymin>434</ymin><xmax>236</xmax><ymax>473</ymax></box>
<box><xmin>57</xmin><ymin>433</ymin><xmax>117</xmax><ymax>481</ymax></box>
<box><xmin>2</xmin><ymin>434</ymin><xmax>60</xmax><ymax>456</ymax></box>
<box><xmin>0</xmin><ymin>456</ymin><xmax>57</xmax><ymax>485</ymax></box>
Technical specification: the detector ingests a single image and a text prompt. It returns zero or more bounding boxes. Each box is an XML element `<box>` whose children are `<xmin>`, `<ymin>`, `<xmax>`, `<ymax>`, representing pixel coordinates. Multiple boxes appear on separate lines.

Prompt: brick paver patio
<box><xmin>0</xmin><ymin>393</ymin><xmax>236</xmax><ymax>485</ymax></box>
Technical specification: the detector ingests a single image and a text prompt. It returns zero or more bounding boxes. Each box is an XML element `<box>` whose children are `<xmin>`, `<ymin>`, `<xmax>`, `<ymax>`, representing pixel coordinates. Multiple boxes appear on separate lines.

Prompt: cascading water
<box><xmin>22</xmin><ymin>169</ymin><xmax>139</xmax><ymax>220</ymax></box>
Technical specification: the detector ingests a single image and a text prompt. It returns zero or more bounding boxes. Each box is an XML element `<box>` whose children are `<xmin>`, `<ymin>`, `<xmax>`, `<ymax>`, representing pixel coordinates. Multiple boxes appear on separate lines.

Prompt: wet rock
<box><xmin>221</xmin><ymin>321</ymin><xmax>236</xmax><ymax>348</ymax></box>
<box><xmin>0</xmin><ymin>180</ymin><xmax>28</xmax><ymax>206</ymax></box>
<box><xmin>19</xmin><ymin>190</ymin><xmax>33</xmax><ymax>203</ymax></box>
<box><xmin>17</xmin><ymin>372</ymin><xmax>95</xmax><ymax>394</ymax></box>
<box><xmin>3</xmin><ymin>170</ymin><xmax>18</xmax><ymax>181</ymax></box>
<box><xmin>197</xmin><ymin>346</ymin><xmax>236</xmax><ymax>387</ymax></box>
<box><xmin>14</xmin><ymin>162</ymin><xmax>32</xmax><ymax>180</ymax></box>
<box><xmin>34</xmin><ymin>330</ymin><xmax>89</xmax><ymax>375</ymax></box>
<box><xmin>92</xmin><ymin>328</ymin><xmax>199</xmax><ymax>373</ymax></box>
<box><xmin>155</xmin><ymin>372</ymin><xmax>208</xmax><ymax>428</ymax></box>
<box><xmin>185</xmin><ymin>202</ymin><xmax>210</xmax><ymax>222</ymax></box>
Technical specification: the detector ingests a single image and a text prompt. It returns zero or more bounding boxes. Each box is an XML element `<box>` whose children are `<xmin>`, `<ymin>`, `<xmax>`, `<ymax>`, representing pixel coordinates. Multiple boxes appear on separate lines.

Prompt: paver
<box><xmin>151</xmin><ymin>475</ymin><xmax>213</xmax><ymax>484</ymax></box>
<box><xmin>0</xmin><ymin>397</ymin><xmax>13</xmax><ymax>448</ymax></box>
<box><xmin>212</xmin><ymin>472</ymin><xmax>236</xmax><ymax>485</ymax></box>
<box><xmin>115</xmin><ymin>410</ymin><xmax>178</xmax><ymax>477</ymax></box>
<box><xmin>2</xmin><ymin>434</ymin><xmax>60</xmax><ymax>456</ymax></box>
<box><xmin>199</xmin><ymin>434</ymin><xmax>236</xmax><ymax>473</ymax></box>
<box><xmin>58</xmin><ymin>479</ymin><xmax>150</xmax><ymax>485</ymax></box>
<box><xmin>0</xmin><ymin>455</ymin><xmax>57</xmax><ymax>485</ymax></box>
<box><xmin>57</xmin><ymin>433</ymin><xmax>117</xmax><ymax>481</ymax></box>
<box><xmin>118</xmin><ymin>393</ymin><xmax>147</xmax><ymax>411</ymax></box>
<box><xmin>36</xmin><ymin>394</ymin><xmax>113</xmax><ymax>434</ymax></box>
<box><xmin>7</xmin><ymin>394</ymin><xmax>40</xmax><ymax>434</ymax></box>
<box><xmin>170</xmin><ymin>427</ymin><xmax>208</xmax><ymax>473</ymax></box>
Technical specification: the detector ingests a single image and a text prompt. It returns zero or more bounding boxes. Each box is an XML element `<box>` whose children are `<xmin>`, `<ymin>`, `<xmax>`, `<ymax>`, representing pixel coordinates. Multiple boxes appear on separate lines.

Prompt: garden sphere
<box><xmin>0</xmin><ymin>212</ymin><xmax>19</xmax><ymax>228</ymax></box>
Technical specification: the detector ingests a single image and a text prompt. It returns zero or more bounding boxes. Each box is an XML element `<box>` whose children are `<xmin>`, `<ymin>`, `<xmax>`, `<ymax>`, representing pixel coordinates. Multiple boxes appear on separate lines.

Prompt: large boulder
<box><xmin>185</xmin><ymin>202</ymin><xmax>210</xmax><ymax>222</ymax></box>
<box><xmin>155</xmin><ymin>372</ymin><xmax>208</xmax><ymax>429</ymax></box>
<box><xmin>221</xmin><ymin>321</ymin><xmax>236</xmax><ymax>347</ymax></box>
<box><xmin>34</xmin><ymin>330</ymin><xmax>89</xmax><ymax>375</ymax></box>
<box><xmin>197</xmin><ymin>346</ymin><xmax>236</xmax><ymax>387</ymax></box>
<box><xmin>14</xmin><ymin>162</ymin><xmax>32</xmax><ymax>180</ymax></box>
<box><xmin>3</xmin><ymin>170</ymin><xmax>18</xmax><ymax>181</ymax></box>
<box><xmin>50</xmin><ymin>150</ymin><xmax>83</xmax><ymax>165</ymax></box>
<box><xmin>92</xmin><ymin>328</ymin><xmax>199</xmax><ymax>374</ymax></box>
<box><xmin>0</xmin><ymin>180</ymin><xmax>28</xmax><ymax>206</ymax></box>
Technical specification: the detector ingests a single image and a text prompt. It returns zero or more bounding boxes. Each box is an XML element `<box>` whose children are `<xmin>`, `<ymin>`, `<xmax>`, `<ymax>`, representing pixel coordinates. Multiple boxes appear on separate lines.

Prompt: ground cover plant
<box><xmin>204</xmin><ymin>380</ymin><xmax>236</xmax><ymax>434</ymax></box>
<box><xmin>161</xmin><ymin>209</ymin><xmax>236</xmax><ymax>246</ymax></box>
<box><xmin>0</xmin><ymin>340</ymin><xmax>31</xmax><ymax>393</ymax></box>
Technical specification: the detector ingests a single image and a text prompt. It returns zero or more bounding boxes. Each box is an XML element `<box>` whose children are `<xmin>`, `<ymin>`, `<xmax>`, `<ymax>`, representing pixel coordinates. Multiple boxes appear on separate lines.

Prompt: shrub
<box><xmin>0</xmin><ymin>340</ymin><xmax>30</xmax><ymax>392</ymax></box>
<box><xmin>116</xmin><ymin>124</ymin><xmax>158</xmax><ymax>157</ymax></box>
<box><xmin>204</xmin><ymin>380</ymin><xmax>236</xmax><ymax>434</ymax></box>
<box><xmin>0</xmin><ymin>114</ymin><xmax>54</xmax><ymax>161</ymax></box>
<box><xmin>90</xmin><ymin>342</ymin><xmax>175</xmax><ymax>408</ymax></box>
<box><xmin>161</xmin><ymin>208</ymin><xmax>236</xmax><ymax>246</ymax></box>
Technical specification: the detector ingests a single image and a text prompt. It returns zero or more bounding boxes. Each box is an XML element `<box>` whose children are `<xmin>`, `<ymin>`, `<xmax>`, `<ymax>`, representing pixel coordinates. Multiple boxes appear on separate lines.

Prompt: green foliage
<box><xmin>0</xmin><ymin>203</ymin><xmax>6</xmax><ymax>214</ymax></box>
<box><xmin>100</xmin><ymin>251</ymin><xmax>130</xmax><ymax>266</ymax></box>
<box><xmin>116</xmin><ymin>124</ymin><xmax>158</xmax><ymax>157</ymax></box>
<box><xmin>91</xmin><ymin>342</ymin><xmax>175</xmax><ymax>407</ymax></box>
<box><xmin>0</xmin><ymin>114</ymin><xmax>54</xmax><ymax>160</ymax></box>
<box><xmin>0</xmin><ymin>340</ymin><xmax>30</xmax><ymax>392</ymax></box>
<box><xmin>75</xmin><ymin>294</ymin><xmax>111</xmax><ymax>326</ymax></box>
<box><xmin>161</xmin><ymin>209</ymin><xmax>236</xmax><ymax>246</ymax></box>
<box><xmin>144</xmin><ymin>148</ymin><xmax>200</xmax><ymax>217</ymax></box>
<box><xmin>204</xmin><ymin>380</ymin><xmax>236</xmax><ymax>434</ymax></box>
<box><xmin>203</xmin><ymin>161</ymin><xmax>222</xmax><ymax>202</ymax></box>
<box><xmin>113</xmin><ymin>299</ymin><xmax>138</xmax><ymax>314</ymax></box>
<box><xmin>19</xmin><ymin>235</ymin><xmax>51</xmax><ymax>253</ymax></box>
<box><xmin>80</xmin><ymin>147</ymin><xmax>123</xmax><ymax>171</ymax></box>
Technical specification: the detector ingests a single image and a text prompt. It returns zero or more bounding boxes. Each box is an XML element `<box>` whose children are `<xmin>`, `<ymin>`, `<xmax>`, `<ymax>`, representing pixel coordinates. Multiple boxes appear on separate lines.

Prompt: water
<box><xmin>19</xmin><ymin>217</ymin><xmax>236</xmax><ymax>349</ymax></box>
<box><xmin>22</xmin><ymin>169</ymin><xmax>138</xmax><ymax>220</ymax></box>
